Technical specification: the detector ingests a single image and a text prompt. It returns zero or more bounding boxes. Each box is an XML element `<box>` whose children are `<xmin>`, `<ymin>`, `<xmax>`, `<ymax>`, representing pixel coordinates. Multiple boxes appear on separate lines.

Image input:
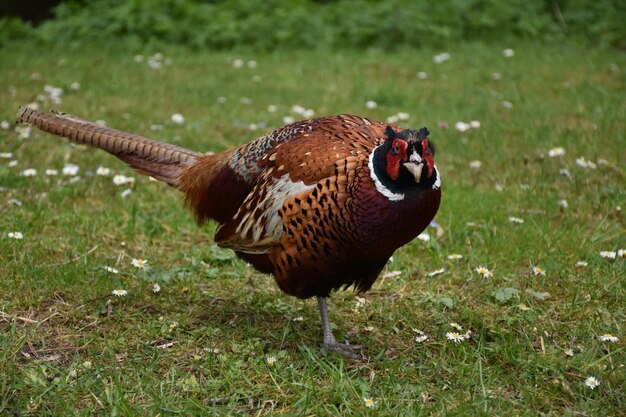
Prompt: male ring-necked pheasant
<box><xmin>18</xmin><ymin>107</ymin><xmax>441</xmax><ymax>357</ymax></box>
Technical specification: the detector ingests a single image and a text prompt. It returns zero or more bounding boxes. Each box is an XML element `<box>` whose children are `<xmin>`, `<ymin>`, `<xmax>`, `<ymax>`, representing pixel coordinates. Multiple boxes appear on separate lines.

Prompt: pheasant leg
<box><xmin>317</xmin><ymin>296</ymin><xmax>364</xmax><ymax>358</ymax></box>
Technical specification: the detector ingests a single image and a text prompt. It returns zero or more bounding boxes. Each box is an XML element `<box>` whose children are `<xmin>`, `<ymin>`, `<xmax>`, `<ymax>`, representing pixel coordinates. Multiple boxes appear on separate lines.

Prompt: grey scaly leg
<box><xmin>317</xmin><ymin>296</ymin><xmax>364</xmax><ymax>358</ymax></box>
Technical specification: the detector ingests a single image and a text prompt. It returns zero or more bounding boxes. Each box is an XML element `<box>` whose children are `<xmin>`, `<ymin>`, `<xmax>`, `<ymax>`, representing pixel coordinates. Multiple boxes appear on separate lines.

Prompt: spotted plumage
<box><xmin>18</xmin><ymin>108</ymin><xmax>441</xmax><ymax>357</ymax></box>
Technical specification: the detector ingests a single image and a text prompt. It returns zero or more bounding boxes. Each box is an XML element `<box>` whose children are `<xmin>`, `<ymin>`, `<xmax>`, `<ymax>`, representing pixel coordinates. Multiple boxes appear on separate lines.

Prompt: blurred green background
<box><xmin>2</xmin><ymin>0</ymin><xmax>625</xmax><ymax>50</ymax></box>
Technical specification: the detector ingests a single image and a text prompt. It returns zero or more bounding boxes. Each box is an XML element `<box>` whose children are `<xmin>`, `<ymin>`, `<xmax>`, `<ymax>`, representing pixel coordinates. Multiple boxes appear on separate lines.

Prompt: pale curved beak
<box><xmin>403</xmin><ymin>161</ymin><xmax>423</xmax><ymax>183</ymax></box>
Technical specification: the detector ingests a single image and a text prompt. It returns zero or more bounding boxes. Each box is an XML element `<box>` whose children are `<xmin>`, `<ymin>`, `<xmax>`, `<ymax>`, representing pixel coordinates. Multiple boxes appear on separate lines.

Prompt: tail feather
<box><xmin>17</xmin><ymin>106</ymin><xmax>201</xmax><ymax>187</ymax></box>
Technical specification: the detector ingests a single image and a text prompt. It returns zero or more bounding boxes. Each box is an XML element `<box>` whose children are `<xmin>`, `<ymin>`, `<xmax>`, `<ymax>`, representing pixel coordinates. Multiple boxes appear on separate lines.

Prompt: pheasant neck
<box><xmin>368</xmin><ymin>146</ymin><xmax>405</xmax><ymax>201</ymax></box>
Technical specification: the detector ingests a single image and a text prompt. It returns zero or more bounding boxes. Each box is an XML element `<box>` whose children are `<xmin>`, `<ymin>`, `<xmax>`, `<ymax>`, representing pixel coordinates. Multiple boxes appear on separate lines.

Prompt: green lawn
<box><xmin>1</xmin><ymin>41</ymin><xmax>624</xmax><ymax>416</ymax></box>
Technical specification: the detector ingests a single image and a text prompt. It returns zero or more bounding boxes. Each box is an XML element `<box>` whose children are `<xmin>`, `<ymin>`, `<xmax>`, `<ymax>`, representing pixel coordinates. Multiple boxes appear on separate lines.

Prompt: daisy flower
<box><xmin>8</xmin><ymin>232</ymin><xmax>24</xmax><ymax>239</ymax></box>
<box><xmin>363</xmin><ymin>397</ymin><xmax>377</xmax><ymax>408</ymax></box>
<box><xmin>113</xmin><ymin>175</ymin><xmax>134</xmax><ymax>185</ymax></box>
<box><xmin>508</xmin><ymin>216</ymin><xmax>524</xmax><ymax>224</ymax></box>
<box><xmin>364</xmin><ymin>325</ymin><xmax>375</xmax><ymax>332</ymax></box>
<box><xmin>474</xmin><ymin>266</ymin><xmax>493</xmax><ymax>278</ymax></box>
<box><xmin>618</xmin><ymin>249</ymin><xmax>625</xmax><ymax>258</ymax></box>
<box><xmin>415</xmin><ymin>334</ymin><xmax>429</xmax><ymax>343</ymax></box>
<box><xmin>455</xmin><ymin>121</ymin><xmax>469</xmax><ymax>132</ymax></box>
<box><xmin>417</xmin><ymin>232</ymin><xmax>430</xmax><ymax>242</ymax></box>
<box><xmin>548</xmin><ymin>147</ymin><xmax>565</xmax><ymax>157</ymax></box>
<box><xmin>365</xmin><ymin>100</ymin><xmax>377</xmax><ymax>109</ymax></box>
<box><xmin>152</xmin><ymin>283</ymin><xmax>161</xmax><ymax>293</ymax></box>
<box><xmin>599</xmin><ymin>251</ymin><xmax>616</xmax><ymax>260</ymax></box>
<box><xmin>96</xmin><ymin>166</ymin><xmax>111</xmax><ymax>176</ymax></box>
<box><xmin>62</xmin><ymin>163</ymin><xmax>79</xmax><ymax>176</ymax></box>
<box><xmin>417</xmin><ymin>71</ymin><xmax>428</xmax><ymax>80</ymax></box>
<box><xmin>427</xmin><ymin>268</ymin><xmax>445</xmax><ymax>277</ymax></box>
<box><xmin>575</xmin><ymin>261</ymin><xmax>588</xmax><ymax>267</ymax></box>
<box><xmin>502</xmin><ymin>48</ymin><xmax>515</xmax><ymax>57</ymax></box>
<box><xmin>447</xmin><ymin>253</ymin><xmax>463</xmax><ymax>260</ymax></box>
<box><xmin>120</xmin><ymin>189</ymin><xmax>132</xmax><ymax>198</ymax></box>
<box><xmin>446</xmin><ymin>332</ymin><xmax>466</xmax><ymax>343</ymax></box>
<box><xmin>450</xmin><ymin>322</ymin><xmax>463</xmax><ymax>330</ymax></box>
<box><xmin>104</xmin><ymin>266</ymin><xmax>119</xmax><ymax>274</ymax></box>
<box><xmin>132</xmin><ymin>258</ymin><xmax>148</xmax><ymax>269</ymax></box>
<box><xmin>584</xmin><ymin>376</ymin><xmax>599</xmax><ymax>390</ymax></box>
<box><xmin>20</xmin><ymin>168</ymin><xmax>37</xmax><ymax>176</ymax></box>
<box><xmin>558</xmin><ymin>199</ymin><xmax>568</xmax><ymax>210</ymax></box>
<box><xmin>112</xmin><ymin>289</ymin><xmax>127</xmax><ymax>297</ymax></box>
<box><xmin>171</xmin><ymin>113</ymin><xmax>185</xmax><ymax>124</ymax></box>
<box><xmin>0</xmin><ymin>152</ymin><xmax>12</xmax><ymax>158</ymax></box>
<box><xmin>469</xmin><ymin>160</ymin><xmax>482</xmax><ymax>169</ymax></box>
<box><xmin>532</xmin><ymin>266</ymin><xmax>546</xmax><ymax>276</ymax></box>
<box><xmin>292</xmin><ymin>316</ymin><xmax>304</xmax><ymax>322</ymax></box>
<box><xmin>266</xmin><ymin>356</ymin><xmax>277</xmax><ymax>366</ymax></box>
<box><xmin>501</xmin><ymin>101</ymin><xmax>513</xmax><ymax>109</ymax></box>
<box><xmin>599</xmin><ymin>334</ymin><xmax>619</xmax><ymax>342</ymax></box>
<box><xmin>168</xmin><ymin>321</ymin><xmax>178</xmax><ymax>332</ymax></box>
<box><xmin>433</xmin><ymin>52</ymin><xmax>450</xmax><ymax>64</ymax></box>
<box><xmin>45</xmin><ymin>169</ymin><xmax>59</xmax><ymax>176</ymax></box>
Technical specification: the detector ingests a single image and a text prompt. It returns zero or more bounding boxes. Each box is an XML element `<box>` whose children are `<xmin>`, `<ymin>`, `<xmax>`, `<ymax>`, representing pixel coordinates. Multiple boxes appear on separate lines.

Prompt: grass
<box><xmin>1</xmin><ymin>40</ymin><xmax>625</xmax><ymax>415</ymax></box>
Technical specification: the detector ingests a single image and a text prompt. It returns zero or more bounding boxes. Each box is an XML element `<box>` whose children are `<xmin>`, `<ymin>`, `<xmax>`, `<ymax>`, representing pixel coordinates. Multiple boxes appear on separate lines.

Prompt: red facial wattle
<box><xmin>386</xmin><ymin>139</ymin><xmax>408</xmax><ymax>180</ymax></box>
<box><xmin>422</xmin><ymin>139</ymin><xmax>434</xmax><ymax>178</ymax></box>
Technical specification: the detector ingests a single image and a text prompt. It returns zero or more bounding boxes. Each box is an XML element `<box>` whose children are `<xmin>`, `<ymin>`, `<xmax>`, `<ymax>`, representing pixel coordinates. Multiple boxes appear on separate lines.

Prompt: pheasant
<box><xmin>17</xmin><ymin>107</ymin><xmax>441</xmax><ymax>357</ymax></box>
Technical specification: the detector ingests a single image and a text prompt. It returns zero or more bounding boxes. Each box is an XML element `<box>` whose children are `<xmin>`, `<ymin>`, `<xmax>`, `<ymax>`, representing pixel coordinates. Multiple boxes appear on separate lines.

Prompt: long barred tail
<box><xmin>17</xmin><ymin>106</ymin><xmax>201</xmax><ymax>187</ymax></box>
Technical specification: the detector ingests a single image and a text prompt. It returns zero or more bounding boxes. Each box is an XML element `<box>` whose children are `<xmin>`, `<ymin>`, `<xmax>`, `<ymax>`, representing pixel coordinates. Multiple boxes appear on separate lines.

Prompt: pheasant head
<box><xmin>370</xmin><ymin>125</ymin><xmax>438</xmax><ymax>198</ymax></box>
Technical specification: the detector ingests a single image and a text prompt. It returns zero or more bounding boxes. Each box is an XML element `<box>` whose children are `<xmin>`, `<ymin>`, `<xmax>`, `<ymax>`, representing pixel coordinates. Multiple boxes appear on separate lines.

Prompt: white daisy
<box><xmin>365</xmin><ymin>100</ymin><xmax>377</xmax><ymax>109</ymax></box>
<box><xmin>120</xmin><ymin>188</ymin><xmax>132</xmax><ymax>198</ymax></box>
<box><xmin>469</xmin><ymin>120</ymin><xmax>481</xmax><ymax>129</ymax></box>
<box><xmin>618</xmin><ymin>249</ymin><xmax>625</xmax><ymax>258</ymax></box>
<box><xmin>474</xmin><ymin>266</ymin><xmax>493</xmax><ymax>278</ymax></box>
<box><xmin>283</xmin><ymin>116</ymin><xmax>295</xmax><ymax>124</ymax></box>
<box><xmin>447</xmin><ymin>253</ymin><xmax>463</xmax><ymax>260</ymax></box>
<box><xmin>266</xmin><ymin>356</ymin><xmax>277</xmax><ymax>366</ymax></box>
<box><xmin>232</xmin><ymin>58</ymin><xmax>244</xmax><ymax>68</ymax></box>
<box><xmin>532</xmin><ymin>266</ymin><xmax>546</xmax><ymax>276</ymax></box>
<box><xmin>446</xmin><ymin>332</ymin><xmax>466</xmax><ymax>343</ymax></box>
<box><xmin>501</xmin><ymin>101</ymin><xmax>513</xmax><ymax>109</ymax></box>
<box><xmin>8</xmin><ymin>231</ymin><xmax>24</xmax><ymax>239</ymax></box>
<box><xmin>171</xmin><ymin>113</ymin><xmax>185</xmax><ymax>124</ymax></box>
<box><xmin>427</xmin><ymin>268</ymin><xmax>445</xmax><ymax>277</ymax></box>
<box><xmin>417</xmin><ymin>71</ymin><xmax>428</xmax><ymax>80</ymax></box>
<box><xmin>152</xmin><ymin>283</ymin><xmax>161</xmax><ymax>293</ymax></box>
<box><xmin>575</xmin><ymin>261</ymin><xmax>588</xmax><ymax>267</ymax></box>
<box><xmin>508</xmin><ymin>216</ymin><xmax>524</xmax><ymax>224</ymax></box>
<box><xmin>455</xmin><ymin>121</ymin><xmax>470</xmax><ymax>132</ymax></box>
<box><xmin>104</xmin><ymin>266</ymin><xmax>119</xmax><ymax>274</ymax></box>
<box><xmin>363</xmin><ymin>397</ymin><xmax>377</xmax><ymax>408</ymax></box>
<box><xmin>20</xmin><ymin>168</ymin><xmax>37</xmax><ymax>176</ymax></box>
<box><xmin>96</xmin><ymin>166</ymin><xmax>111</xmax><ymax>176</ymax></box>
<box><xmin>45</xmin><ymin>169</ymin><xmax>58</xmax><ymax>176</ymax></box>
<box><xmin>0</xmin><ymin>121</ymin><xmax>10</xmax><ymax>130</ymax></box>
<box><xmin>415</xmin><ymin>334</ymin><xmax>429</xmax><ymax>343</ymax></box>
<box><xmin>0</xmin><ymin>152</ymin><xmax>12</xmax><ymax>158</ymax></box>
<box><xmin>112</xmin><ymin>289</ymin><xmax>128</xmax><ymax>297</ymax></box>
<box><xmin>62</xmin><ymin>164</ymin><xmax>79</xmax><ymax>176</ymax></box>
<box><xmin>469</xmin><ymin>160</ymin><xmax>482</xmax><ymax>169</ymax></box>
<box><xmin>267</xmin><ymin>105</ymin><xmax>277</xmax><ymax>112</ymax></box>
<box><xmin>450</xmin><ymin>322</ymin><xmax>463</xmax><ymax>330</ymax></box>
<box><xmin>417</xmin><ymin>232</ymin><xmax>430</xmax><ymax>242</ymax></box>
<box><xmin>502</xmin><ymin>48</ymin><xmax>515</xmax><ymax>57</ymax></box>
<box><xmin>548</xmin><ymin>147</ymin><xmax>565</xmax><ymax>157</ymax></box>
<box><xmin>433</xmin><ymin>52</ymin><xmax>450</xmax><ymax>64</ymax></box>
<box><xmin>558</xmin><ymin>199</ymin><xmax>568</xmax><ymax>210</ymax></box>
<box><xmin>598</xmin><ymin>334</ymin><xmax>619</xmax><ymax>342</ymax></box>
<box><xmin>599</xmin><ymin>251</ymin><xmax>616</xmax><ymax>260</ymax></box>
<box><xmin>584</xmin><ymin>376</ymin><xmax>599</xmax><ymax>390</ymax></box>
<box><xmin>132</xmin><ymin>258</ymin><xmax>148</xmax><ymax>269</ymax></box>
